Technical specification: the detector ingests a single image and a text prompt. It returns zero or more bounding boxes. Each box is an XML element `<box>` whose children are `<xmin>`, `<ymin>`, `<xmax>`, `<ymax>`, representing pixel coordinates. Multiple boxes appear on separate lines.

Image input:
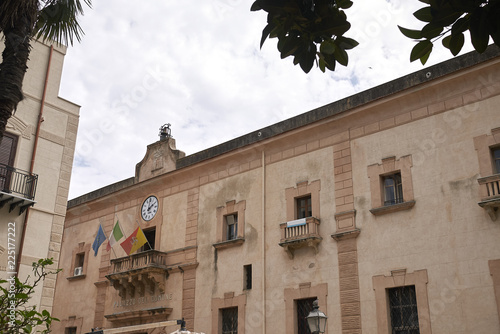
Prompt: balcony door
<box><xmin>0</xmin><ymin>133</ymin><xmax>18</xmax><ymax>192</ymax></box>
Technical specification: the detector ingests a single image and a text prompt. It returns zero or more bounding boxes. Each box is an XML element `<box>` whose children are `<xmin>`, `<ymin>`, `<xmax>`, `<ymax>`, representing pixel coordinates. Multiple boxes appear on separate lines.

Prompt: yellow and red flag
<box><xmin>120</xmin><ymin>226</ymin><xmax>148</xmax><ymax>255</ymax></box>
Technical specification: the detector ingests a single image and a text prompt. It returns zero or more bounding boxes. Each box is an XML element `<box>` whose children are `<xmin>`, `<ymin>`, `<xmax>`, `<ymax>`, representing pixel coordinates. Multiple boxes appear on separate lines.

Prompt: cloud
<box><xmin>60</xmin><ymin>0</ymin><xmax>472</xmax><ymax>199</ymax></box>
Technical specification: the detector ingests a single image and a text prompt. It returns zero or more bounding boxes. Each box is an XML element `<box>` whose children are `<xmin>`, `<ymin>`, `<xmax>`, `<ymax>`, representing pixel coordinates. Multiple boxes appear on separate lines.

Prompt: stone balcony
<box><xmin>279</xmin><ymin>217</ymin><xmax>322</xmax><ymax>259</ymax></box>
<box><xmin>478</xmin><ymin>174</ymin><xmax>500</xmax><ymax>221</ymax></box>
<box><xmin>106</xmin><ymin>248</ymin><xmax>196</xmax><ymax>299</ymax></box>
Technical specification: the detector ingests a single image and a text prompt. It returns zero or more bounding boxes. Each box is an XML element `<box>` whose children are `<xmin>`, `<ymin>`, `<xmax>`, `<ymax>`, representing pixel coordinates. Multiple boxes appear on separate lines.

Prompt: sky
<box><xmin>60</xmin><ymin>1</ymin><xmax>474</xmax><ymax>200</ymax></box>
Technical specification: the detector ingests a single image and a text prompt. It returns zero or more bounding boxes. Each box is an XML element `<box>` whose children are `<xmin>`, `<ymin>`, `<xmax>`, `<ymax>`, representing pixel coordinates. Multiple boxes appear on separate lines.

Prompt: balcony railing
<box><xmin>0</xmin><ymin>163</ymin><xmax>38</xmax><ymax>200</ymax></box>
<box><xmin>478</xmin><ymin>174</ymin><xmax>500</xmax><ymax>199</ymax></box>
<box><xmin>110</xmin><ymin>249</ymin><xmax>169</xmax><ymax>274</ymax></box>
<box><xmin>279</xmin><ymin>217</ymin><xmax>322</xmax><ymax>258</ymax></box>
<box><xmin>477</xmin><ymin>174</ymin><xmax>500</xmax><ymax>221</ymax></box>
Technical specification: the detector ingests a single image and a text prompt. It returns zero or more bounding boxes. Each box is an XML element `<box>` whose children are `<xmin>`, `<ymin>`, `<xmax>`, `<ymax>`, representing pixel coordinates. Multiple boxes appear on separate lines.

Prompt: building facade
<box><xmin>53</xmin><ymin>47</ymin><xmax>500</xmax><ymax>334</ymax></box>
<box><xmin>0</xmin><ymin>40</ymin><xmax>80</xmax><ymax>316</ymax></box>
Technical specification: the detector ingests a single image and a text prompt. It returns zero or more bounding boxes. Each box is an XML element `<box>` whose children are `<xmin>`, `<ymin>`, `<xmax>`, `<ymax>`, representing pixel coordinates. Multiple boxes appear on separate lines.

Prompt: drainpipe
<box><xmin>15</xmin><ymin>44</ymin><xmax>53</xmax><ymax>276</ymax></box>
<box><xmin>261</xmin><ymin>150</ymin><xmax>266</xmax><ymax>334</ymax></box>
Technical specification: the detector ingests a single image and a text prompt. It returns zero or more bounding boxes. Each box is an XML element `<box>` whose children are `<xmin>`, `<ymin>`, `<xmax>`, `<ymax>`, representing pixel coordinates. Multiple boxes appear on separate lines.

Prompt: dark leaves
<box><xmin>252</xmin><ymin>0</ymin><xmax>358</xmax><ymax>73</ymax></box>
<box><xmin>400</xmin><ymin>0</ymin><xmax>500</xmax><ymax>64</ymax></box>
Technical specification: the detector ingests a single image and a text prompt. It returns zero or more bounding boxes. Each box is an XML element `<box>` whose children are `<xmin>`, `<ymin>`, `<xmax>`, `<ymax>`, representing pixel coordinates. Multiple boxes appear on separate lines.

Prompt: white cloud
<box><xmin>61</xmin><ymin>0</ymin><xmax>474</xmax><ymax>199</ymax></box>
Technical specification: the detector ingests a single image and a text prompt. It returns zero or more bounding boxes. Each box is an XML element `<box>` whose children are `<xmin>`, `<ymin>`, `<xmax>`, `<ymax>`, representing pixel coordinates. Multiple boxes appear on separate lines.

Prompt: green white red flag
<box><xmin>107</xmin><ymin>220</ymin><xmax>124</xmax><ymax>251</ymax></box>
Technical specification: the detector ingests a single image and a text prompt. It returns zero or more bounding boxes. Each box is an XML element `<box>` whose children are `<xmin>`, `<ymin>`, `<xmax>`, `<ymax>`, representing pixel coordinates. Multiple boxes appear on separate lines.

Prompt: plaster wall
<box><xmin>0</xmin><ymin>38</ymin><xmax>80</xmax><ymax>321</ymax></box>
<box><xmin>352</xmin><ymin>100</ymin><xmax>500</xmax><ymax>334</ymax></box>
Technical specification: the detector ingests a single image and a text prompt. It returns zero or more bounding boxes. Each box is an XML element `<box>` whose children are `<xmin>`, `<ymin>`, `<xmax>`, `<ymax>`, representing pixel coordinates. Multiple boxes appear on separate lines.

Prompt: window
<box><xmin>68</xmin><ymin>243</ymin><xmax>90</xmax><ymax>280</ymax></box>
<box><xmin>225</xmin><ymin>214</ymin><xmax>238</xmax><ymax>241</ymax></box>
<box><xmin>65</xmin><ymin>327</ymin><xmax>77</xmax><ymax>334</ymax></box>
<box><xmin>243</xmin><ymin>264</ymin><xmax>252</xmax><ymax>290</ymax></box>
<box><xmin>285</xmin><ymin>180</ymin><xmax>320</xmax><ymax>222</ymax></box>
<box><xmin>492</xmin><ymin>147</ymin><xmax>500</xmax><ymax>174</ymax></box>
<box><xmin>388</xmin><ymin>286</ymin><xmax>420</xmax><ymax>334</ymax></box>
<box><xmin>296</xmin><ymin>195</ymin><xmax>312</xmax><ymax>219</ymax></box>
<box><xmin>368</xmin><ymin>156</ymin><xmax>415</xmax><ymax>215</ymax></box>
<box><xmin>211</xmin><ymin>292</ymin><xmax>246</xmax><ymax>334</ymax></box>
<box><xmin>296</xmin><ymin>298</ymin><xmax>316</xmax><ymax>334</ymax></box>
<box><xmin>373</xmin><ymin>269</ymin><xmax>431</xmax><ymax>334</ymax></box>
<box><xmin>383</xmin><ymin>173</ymin><xmax>403</xmax><ymax>206</ymax></box>
<box><xmin>284</xmin><ymin>283</ymin><xmax>328</xmax><ymax>334</ymax></box>
<box><xmin>0</xmin><ymin>132</ymin><xmax>18</xmax><ymax>192</ymax></box>
<box><xmin>214</xmin><ymin>200</ymin><xmax>246</xmax><ymax>249</ymax></box>
<box><xmin>139</xmin><ymin>227</ymin><xmax>156</xmax><ymax>252</ymax></box>
<box><xmin>221</xmin><ymin>307</ymin><xmax>238</xmax><ymax>334</ymax></box>
<box><xmin>73</xmin><ymin>253</ymin><xmax>84</xmax><ymax>276</ymax></box>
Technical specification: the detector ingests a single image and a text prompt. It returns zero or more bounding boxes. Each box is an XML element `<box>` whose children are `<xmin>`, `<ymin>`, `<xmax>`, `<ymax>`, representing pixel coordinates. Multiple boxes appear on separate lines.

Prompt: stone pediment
<box><xmin>135</xmin><ymin>138</ymin><xmax>185</xmax><ymax>183</ymax></box>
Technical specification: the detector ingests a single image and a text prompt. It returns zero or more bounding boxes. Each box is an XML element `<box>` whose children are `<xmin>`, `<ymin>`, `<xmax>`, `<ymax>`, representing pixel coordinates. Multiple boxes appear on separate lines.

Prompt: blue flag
<box><xmin>92</xmin><ymin>224</ymin><xmax>106</xmax><ymax>256</ymax></box>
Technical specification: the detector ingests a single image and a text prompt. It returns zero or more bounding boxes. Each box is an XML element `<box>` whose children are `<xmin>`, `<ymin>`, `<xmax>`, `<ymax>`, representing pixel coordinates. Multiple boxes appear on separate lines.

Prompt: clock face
<box><xmin>141</xmin><ymin>196</ymin><xmax>159</xmax><ymax>221</ymax></box>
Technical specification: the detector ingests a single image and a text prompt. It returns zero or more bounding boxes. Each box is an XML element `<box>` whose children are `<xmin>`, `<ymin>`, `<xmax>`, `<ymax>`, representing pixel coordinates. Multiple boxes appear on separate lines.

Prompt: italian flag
<box><xmin>106</xmin><ymin>220</ymin><xmax>124</xmax><ymax>251</ymax></box>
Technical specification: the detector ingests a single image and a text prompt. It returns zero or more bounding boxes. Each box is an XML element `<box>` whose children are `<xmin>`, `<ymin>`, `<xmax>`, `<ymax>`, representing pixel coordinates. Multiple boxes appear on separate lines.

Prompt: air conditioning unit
<box><xmin>74</xmin><ymin>266</ymin><xmax>83</xmax><ymax>276</ymax></box>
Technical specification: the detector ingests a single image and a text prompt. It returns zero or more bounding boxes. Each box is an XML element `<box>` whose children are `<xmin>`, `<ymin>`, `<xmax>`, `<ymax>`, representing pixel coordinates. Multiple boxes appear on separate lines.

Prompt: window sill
<box><xmin>66</xmin><ymin>274</ymin><xmax>86</xmax><ymax>281</ymax></box>
<box><xmin>213</xmin><ymin>237</ymin><xmax>245</xmax><ymax>250</ymax></box>
<box><xmin>369</xmin><ymin>200</ymin><xmax>416</xmax><ymax>216</ymax></box>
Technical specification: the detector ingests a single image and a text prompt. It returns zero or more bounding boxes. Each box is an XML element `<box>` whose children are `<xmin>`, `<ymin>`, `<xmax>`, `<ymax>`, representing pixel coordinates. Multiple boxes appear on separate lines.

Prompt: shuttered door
<box><xmin>0</xmin><ymin>133</ymin><xmax>18</xmax><ymax>191</ymax></box>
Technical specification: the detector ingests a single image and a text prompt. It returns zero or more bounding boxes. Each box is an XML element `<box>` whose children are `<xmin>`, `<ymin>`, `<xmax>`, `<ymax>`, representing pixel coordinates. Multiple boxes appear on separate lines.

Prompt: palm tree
<box><xmin>0</xmin><ymin>0</ymin><xmax>91</xmax><ymax>141</ymax></box>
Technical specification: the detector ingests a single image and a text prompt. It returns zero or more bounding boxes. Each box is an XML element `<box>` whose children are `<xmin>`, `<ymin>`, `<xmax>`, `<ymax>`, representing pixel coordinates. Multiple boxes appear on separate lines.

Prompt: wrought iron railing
<box><xmin>110</xmin><ymin>250</ymin><xmax>169</xmax><ymax>274</ymax></box>
<box><xmin>478</xmin><ymin>174</ymin><xmax>500</xmax><ymax>200</ymax></box>
<box><xmin>280</xmin><ymin>217</ymin><xmax>320</xmax><ymax>243</ymax></box>
<box><xmin>0</xmin><ymin>163</ymin><xmax>38</xmax><ymax>200</ymax></box>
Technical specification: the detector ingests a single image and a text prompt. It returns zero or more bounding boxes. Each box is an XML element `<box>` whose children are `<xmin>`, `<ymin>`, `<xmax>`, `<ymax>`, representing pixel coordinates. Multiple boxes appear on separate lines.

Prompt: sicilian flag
<box><xmin>106</xmin><ymin>220</ymin><xmax>124</xmax><ymax>251</ymax></box>
<box><xmin>120</xmin><ymin>226</ymin><xmax>148</xmax><ymax>255</ymax></box>
<box><xmin>92</xmin><ymin>224</ymin><xmax>107</xmax><ymax>256</ymax></box>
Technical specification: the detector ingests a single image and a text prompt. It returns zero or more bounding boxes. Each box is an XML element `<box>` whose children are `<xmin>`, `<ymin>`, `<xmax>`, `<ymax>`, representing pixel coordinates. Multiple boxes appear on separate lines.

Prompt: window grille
<box><xmin>297</xmin><ymin>297</ymin><xmax>316</xmax><ymax>334</ymax></box>
<box><xmin>383</xmin><ymin>173</ymin><xmax>403</xmax><ymax>206</ymax></box>
<box><xmin>65</xmin><ymin>327</ymin><xmax>77</xmax><ymax>334</ymax></box>
<box><xmin>296</xmin><ymin>195</ymin><xmax>312</xmax><ymax>219</ymax></box>
<box><xmin>221</xmin><ymin>307</ymin><xmax>238</xmax><ymax>334</ymax></box>
<box><xmin>388</xmin><ymin>285</ymin><xmax>420</xmax><ymax>334</ymax></box>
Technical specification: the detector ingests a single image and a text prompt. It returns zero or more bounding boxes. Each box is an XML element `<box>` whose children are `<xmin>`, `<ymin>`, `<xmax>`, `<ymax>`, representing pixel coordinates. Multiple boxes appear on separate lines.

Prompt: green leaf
<box><xmin>336</xmin><ymin>0</ymin><xmax>353</xmax><ymax>9</ymax></box>
<box><xmin>319</xmin><ymin>58</ymin><xmax>326</xmax><ymax>72</ymax></box>
<box><xmin>421</xmin><ymin>22</ymin><xmax>443</xmax><ymax>39</ymax></box>
<box><xmin>410</xmin><ymin>40</ymin><xmax>433</xmax><ymax>62</ymax></box>
<box><xmin>260</xmin><ymin>23</ymin><xmax>274</xmax><ymax>48</ymax></box>
<box><xmin>250</xmin><ymin>0</ymin><xmax>262</xmax><ymax>11</ymax></box>
<box><xmin>398</xmin><ymin>26</ymin><xmax>422</xmax><ymax>40</ymax></box>
<box><xmin>419</xmin><ymin>49</ymin><xmax>431</xmax><ymax>65</ymax></box>
<box><xmin>333</xmin><ymin>45</ymin><xmax>349</xmax><ymax>66</ymax></box>
<box><xmin>469</xmin><ymin>9</ymin><xmax>489</xmax><ymax>53</ymax></box>
<box><xmin>320</xmin><ymin>39</ymin><xmax>336</xmax><ymax>55</ymax></box>
<box><xmin>413</xmin><ymin>7</ymin><xmax>433</xmax><ymax>22</ymax></box>
<box><xmin>449</xmin><ymin>32</ymin><xmax>465</xmax><ymax>56</ymax></box>
<box><xmin>442</xmin><ymin>35</ymin><xmax>451</xmax><ymax>48</ymax></box>
<box><xmin>337</xmin><ymin>36</ymin><xmax>358</xmax><ymax>50</ymax></box>
<box><xmin>451</xmin><ymin>17</ymin><xmax>469</xmax><ymax>35</ymax></box>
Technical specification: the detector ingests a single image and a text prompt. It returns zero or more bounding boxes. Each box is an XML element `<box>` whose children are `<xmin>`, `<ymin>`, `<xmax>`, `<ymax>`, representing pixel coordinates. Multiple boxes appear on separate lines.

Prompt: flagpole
<box><xmin>135</xmin><ymin>219</ymin><xmax>154</xmax><ymax>251</ymax></box>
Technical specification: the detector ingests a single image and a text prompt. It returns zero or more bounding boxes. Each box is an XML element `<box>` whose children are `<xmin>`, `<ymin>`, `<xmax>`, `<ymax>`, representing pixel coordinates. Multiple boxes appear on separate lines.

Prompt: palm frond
<box><xmin>34</xmin><ymin>0</ymin><xmax>92</xmax><ymax>45</ymax></box>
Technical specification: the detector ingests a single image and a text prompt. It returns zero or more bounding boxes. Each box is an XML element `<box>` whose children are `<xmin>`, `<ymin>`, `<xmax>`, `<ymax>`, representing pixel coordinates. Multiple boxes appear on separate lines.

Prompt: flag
<box><xmin>120</xmin><ymin>226</ymin><xmax>148</xmax><ymax>255</ymax></box>
<box><xmin>106</xmin><ymin>220</ymin><xmax>124</xmax><ymax>251</ymax></box>
<box><xmin>92</xmin><ymin>224</ymin><xmax>107</xmax><ymax>256</ymax></box>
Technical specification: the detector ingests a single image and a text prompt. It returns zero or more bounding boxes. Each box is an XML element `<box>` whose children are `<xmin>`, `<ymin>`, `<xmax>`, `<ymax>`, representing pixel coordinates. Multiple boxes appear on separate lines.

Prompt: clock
<box><xmin>141</xmin><ymin>195</ymin><xmax>159</xmax><ymax>221</ymax></box>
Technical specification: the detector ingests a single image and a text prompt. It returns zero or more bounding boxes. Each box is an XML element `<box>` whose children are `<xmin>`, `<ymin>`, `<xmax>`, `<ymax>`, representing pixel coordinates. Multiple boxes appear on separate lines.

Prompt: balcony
<box><xmin>279</xmin><ymin>217</ymin><xmax>322</xmax><ymax>259</ymax></box>
<box><xmin>478</xmin><ymin>174</ymin><xmax>500</xmax><ymax>221</ymax></box>
<box><xmin>106</xmin><ymin>250</ymin><xmax>171</xmax><ymax>299</ymax></box>
<box><xmin>0</xmin><ymin>163</ymin><xmax>37</xmax><ymax>215</ymax></box>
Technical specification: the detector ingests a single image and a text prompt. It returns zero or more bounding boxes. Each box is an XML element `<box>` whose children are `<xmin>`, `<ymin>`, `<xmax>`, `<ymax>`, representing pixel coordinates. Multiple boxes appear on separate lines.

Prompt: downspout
<box><xmin>261</xmin><ymin>149</ymin><xmax>266</xmax><ymax>334</ymax></box>
<box><xmin>16</xmin><ymin>45</ymin><xmax>53</xmax><ymax>275</ymax></box>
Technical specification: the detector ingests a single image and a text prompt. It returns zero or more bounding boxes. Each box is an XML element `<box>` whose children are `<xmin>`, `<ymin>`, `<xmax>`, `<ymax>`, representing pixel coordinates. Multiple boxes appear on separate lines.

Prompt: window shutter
<box><xmin>0</xmin><ymin>133</ymin><xmax>18</xmax><ymax>166</ymax></box>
